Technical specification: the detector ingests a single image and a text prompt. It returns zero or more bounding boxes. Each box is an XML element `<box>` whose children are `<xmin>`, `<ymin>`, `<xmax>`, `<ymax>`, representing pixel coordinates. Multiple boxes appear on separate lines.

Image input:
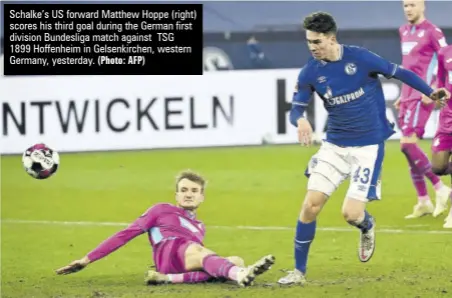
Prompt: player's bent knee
<box><xmin>226</xmin><ymin>256</ymin><xmax>245</xmax><ymax>267</ymax></box>
<box><xmin>342</xmin><ymin>198</ymin><xmax>366</xmax><ymax>222</ymax></box>
<box><xmin>342</xmin><ymin>207</ymin><xmax>364</xmax><ymax>222</ymax></box>
<box><xmin>300</xmin><ymin>190</ymin><xmax>329</xmax><ymax>222</ymax></box>
<box><xmin>184</xmin><ymin>244</ymin><xmax>216</xmax><ymax>271</ymax></box>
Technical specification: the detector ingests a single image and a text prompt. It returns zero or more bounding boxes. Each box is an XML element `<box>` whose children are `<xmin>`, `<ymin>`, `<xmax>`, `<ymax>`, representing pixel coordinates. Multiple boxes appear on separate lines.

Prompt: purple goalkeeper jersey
<box><xmin>399</xmin><ymin>19</ymin><xmax>447</xmax><ymax>102</ymax></box>
<box><xmin>87</xmin><ymin>203</ymin><xmax>206</xmax><ymax>262</ymax></box>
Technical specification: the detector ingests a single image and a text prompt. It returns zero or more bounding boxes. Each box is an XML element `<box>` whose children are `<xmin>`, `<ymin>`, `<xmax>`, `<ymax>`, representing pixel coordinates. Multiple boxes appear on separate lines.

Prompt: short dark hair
<box><xmin>175</xmin><ymin>170</ymin><xmax>207</xmax><ymax>192</ymax></box>
<box><xmin>303</xmin><ymin>12</ymin><xmax>337</xmax><ymax>35</ymax></box>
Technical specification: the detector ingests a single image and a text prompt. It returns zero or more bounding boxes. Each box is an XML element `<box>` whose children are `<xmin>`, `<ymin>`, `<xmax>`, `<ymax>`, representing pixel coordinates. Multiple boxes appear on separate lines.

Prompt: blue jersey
<box><xmin>293</xmin><ymin>45</ymin><xmax>397</xmax><ymax>147</ymax></box>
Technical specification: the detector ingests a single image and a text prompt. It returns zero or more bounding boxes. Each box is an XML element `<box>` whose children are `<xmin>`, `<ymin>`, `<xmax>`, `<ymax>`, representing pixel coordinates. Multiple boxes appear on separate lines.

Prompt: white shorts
<box><xmin>305</xmin><ymin>141</ymin><xmax>384</xmax><ymax>202</ymax></box>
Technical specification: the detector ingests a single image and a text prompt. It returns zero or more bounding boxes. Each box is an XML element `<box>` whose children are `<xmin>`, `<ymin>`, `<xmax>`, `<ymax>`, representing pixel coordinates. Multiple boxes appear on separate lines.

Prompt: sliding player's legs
<box><xmin>431</xmin><ymin>133</ymin><xmax>452</xmax><ymax>227</ymax></box>
<box><xmin>278</xmin><ymin>141</ymin><xmax>349</xmax><ymax>286</ymax></box>
<box><xmin>146</xmin><ymin>254</ymin><xmax>244</xmax><ymax>285</ymax></box>
<box><xmin>183</xmin><ymin>243</ymin><xmax>275</xmax><ymax>287</ymax></box>
<box><xmin>146</xmin><ymin>238</ymin><xmax>275</xmax><ymax>287</ymax></box>
<box><xmin>398</xmin><ymin>100</ymin><xmax>449</xmax><ymax>218</ymax></box>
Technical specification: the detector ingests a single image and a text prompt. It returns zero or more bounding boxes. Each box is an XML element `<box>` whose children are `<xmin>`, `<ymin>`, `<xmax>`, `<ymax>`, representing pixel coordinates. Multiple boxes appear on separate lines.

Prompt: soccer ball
<box><xmin>22</xmin><ymin>143</ymin><xmax>60</xmax><ymax>179</ymax></box>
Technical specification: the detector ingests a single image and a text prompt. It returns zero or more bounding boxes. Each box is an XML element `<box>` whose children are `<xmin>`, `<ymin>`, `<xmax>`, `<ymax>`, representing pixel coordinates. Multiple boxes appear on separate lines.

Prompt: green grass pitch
<box><xmin>2</xmin><ymin>140</ymin><xmax>452</xmax><ymax>298</ymax></box>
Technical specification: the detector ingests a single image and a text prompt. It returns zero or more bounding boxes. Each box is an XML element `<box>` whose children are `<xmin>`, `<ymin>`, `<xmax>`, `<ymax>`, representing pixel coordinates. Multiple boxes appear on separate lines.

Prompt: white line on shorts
<box><xmin>2</xmin><ymin>219</ymin><xmax>451</xmax><ymax>234</ymax></box>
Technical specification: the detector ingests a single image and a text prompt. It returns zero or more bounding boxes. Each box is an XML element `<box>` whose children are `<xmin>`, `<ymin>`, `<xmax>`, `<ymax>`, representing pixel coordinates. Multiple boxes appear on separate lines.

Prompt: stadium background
<box><xmin>2</xmin><ymin>2</ymin><xmax>452</xmax><ymax>298</ymax></box>
<box><xmin>2</xmin><ymin>1</ymin><xmax>452</xmax><ymax>153</ymax></box>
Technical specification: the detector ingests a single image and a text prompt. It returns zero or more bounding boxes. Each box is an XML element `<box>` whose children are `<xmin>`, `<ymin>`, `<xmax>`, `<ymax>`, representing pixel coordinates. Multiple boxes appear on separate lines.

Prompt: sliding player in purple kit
<box><xmin>277</xmin><ymin>11</ymin><xmax>450</xmax><ymax>286</ymax></box>
<box><xmin>56</xmin><ymin>170</ymin><xmax>275</xmax><ymax>287</ymax></box>
<box><xmin>432</xmin><ymin>45</ymin><xmax>452</xmax><ymax>228</ymax></box>
<box><xmin>394</xmin><ymin>0</ymin><xmax>450</xmax><ymax>219</ymax></box>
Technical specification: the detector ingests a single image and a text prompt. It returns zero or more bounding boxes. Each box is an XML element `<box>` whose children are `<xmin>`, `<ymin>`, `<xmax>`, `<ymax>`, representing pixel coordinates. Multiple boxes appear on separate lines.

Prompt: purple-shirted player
<box><xmin>55</xmin><ymin>170</ymin><xmax>275</xmax><ymax>287</ymax></box>
<box><xmin>432</xmin><ymin>45</ymin><xmax>452</xmax><ymax>228</ymax></box>
<box><xmin>394</xmin><ymin>0</ymin><xmax>451</xmax><ymax>219</ymax></box>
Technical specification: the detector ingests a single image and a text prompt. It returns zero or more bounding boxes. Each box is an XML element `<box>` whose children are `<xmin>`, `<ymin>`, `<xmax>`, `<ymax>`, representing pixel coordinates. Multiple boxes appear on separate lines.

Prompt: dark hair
<box><xmin>303</xmin><ymin>12</ymin><xmax>337</xmax><ymax>35</ymax></box>
<box><xmin>175</xmin><ymin>170</ymin><xmax>207</xmax><ymax>192</ymax></box>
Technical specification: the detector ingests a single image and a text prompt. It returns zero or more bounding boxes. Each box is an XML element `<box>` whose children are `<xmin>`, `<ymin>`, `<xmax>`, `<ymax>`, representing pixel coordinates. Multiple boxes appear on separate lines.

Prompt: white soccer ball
<box><xmin>22</xmin><ymin>143</ymin><xmax>60</xmax><ymax>179</ymax></box>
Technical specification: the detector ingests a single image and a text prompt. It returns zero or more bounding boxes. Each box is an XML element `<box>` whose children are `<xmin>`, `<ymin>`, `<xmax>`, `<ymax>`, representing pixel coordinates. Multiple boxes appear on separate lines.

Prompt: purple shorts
<box><xmin>432</xmin><ymin>133</ymin><xmax>452</xmax><ymax>153</ymax></box>
<box><xmin>398</xmin><ymin>100</ymin><xmax>434</xmax><ymax>138</ymax></box>
<box><xmin>153</xmin><ymin>238</ymin><xmax>196</xmax><ymax>274</ymax></box>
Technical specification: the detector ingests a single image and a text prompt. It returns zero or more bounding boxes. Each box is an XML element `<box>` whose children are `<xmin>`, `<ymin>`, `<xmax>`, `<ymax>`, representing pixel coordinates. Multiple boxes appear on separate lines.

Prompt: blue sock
<box><xmin>348</xmin><ymin>210</ymin><xmax>374</xmax><ymax>233</ymax></box>
<box><xmin>294</xmin><ymin>220</ymin><xmax>316</xmax><ymax>274</ymax></box>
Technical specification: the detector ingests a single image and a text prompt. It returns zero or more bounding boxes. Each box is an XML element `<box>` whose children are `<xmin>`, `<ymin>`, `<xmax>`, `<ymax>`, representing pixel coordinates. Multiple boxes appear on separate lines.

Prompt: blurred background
<box><xmin>2</xmin><ymin>1</ymin><xmax>452</xmax><ymax>71</ymax></box>
<box><xmin>1</xmin><ymin>1</ymin><xmax>452</xmax><ymax>154</ymax></box>
<box><xmin>201</xmin><ymin>1</ymin><xmax>452</xmax><ymax>70</ymax></box>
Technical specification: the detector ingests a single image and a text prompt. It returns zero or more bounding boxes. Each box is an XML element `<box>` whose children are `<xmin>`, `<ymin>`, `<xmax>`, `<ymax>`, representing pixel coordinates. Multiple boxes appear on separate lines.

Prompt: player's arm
<box><xmin>429</xmin><ymin>26</ymin><xmax>447</xmax><ymax>53</ymax></box>
<box><xmin>436</xmin><ymin>50</ymin><xmax>446</xmax><ymax>89</ymax></box>
<box><xmin>290</xmin><ymin>67</ymin><xmax>314</xmax><ymax>126</ymax></box>
<box><xmin>361</xmin><ymin>49</ymin><xmax>449</xmax><ymax>102</ymax></box>
<box><xmin>433</xmin><ymin>49</ymin><xmax>449</xmax><ymax>108</ymax></box>
<box><xmin>290</xmin><ymin>67</ymin><xmax>315</xmax><ymax>146</ymax></box>
<box><xmin>55</xmin><ymin>207</ymin><xmax>159</xmax><ymax>275</ymax></box>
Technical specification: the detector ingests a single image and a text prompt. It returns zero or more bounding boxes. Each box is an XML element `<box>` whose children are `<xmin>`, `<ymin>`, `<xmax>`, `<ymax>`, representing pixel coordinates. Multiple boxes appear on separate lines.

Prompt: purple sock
<box><xmin>410</xmin><ymin>167</ymin><xmax>429</xmax><ymax>200</ymax></box>
<box><xmin>401</xmin><ymin>143</ymin><xmax>442</xmax><ymax>190</ymax></box>
<box><xmin>169</xmin><ymin>271</ymin><xmax>213</xmax><ymax>283</ymax></box>
<box><xmin>202</xmin><ymin>255</ymin><xmax>239</xmax><ymax>281</ymax></box>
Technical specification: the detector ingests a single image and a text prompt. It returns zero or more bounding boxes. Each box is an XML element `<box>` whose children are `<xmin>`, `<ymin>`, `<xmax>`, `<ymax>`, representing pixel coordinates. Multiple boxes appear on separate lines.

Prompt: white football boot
<box><xmin>358</xmin><ymin>218</ymin><xmax>376</xmax><ymax>262</ymax></box>
<box><xmin>236</xmin><ymin>254</ymin><xmax>275</xmax><ymax>287</ymax></box>
<box><xmin>405</xmin><ymin>200</ymin><xmax>434</xmax><ymax>219</ymax></box>
<box><xmin>433</xmin><ymin>185</ymin><xmax>451</xmax><ymax>217</ymax></box>
<box><xmin>145</xmin><ymin>270</ymin><xmax>170</xmax><ymax>285</ymax></box>
<box><xmin>277</xmin><ymin>269</ymin><xmax>307</xmax><ymax>286</ymax></box>
<box><xmin>443</xmin><ymin>209</ymin><xmax>452</xmax><ymax>228</ymax></box>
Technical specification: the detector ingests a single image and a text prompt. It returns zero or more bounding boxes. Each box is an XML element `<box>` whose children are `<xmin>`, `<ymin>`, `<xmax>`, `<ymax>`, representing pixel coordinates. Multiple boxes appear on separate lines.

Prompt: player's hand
<box><xmin>394</xmin><ymin>98</ymin><xmax>401</xmax><ymax>110</ymax></box>
<box><xmin>296</xmin><ymin>118</ymin><xmax>313</xmax><ymax>146</ymax></box>
<box><xmin>430</xmin><ymin>88</ymin><xmax>451</xmax><ymax>108</ymax></box>
<box><xmin>55</xmin><ymin>257</ymin><xmax>90</xmax><ymax>275</ymax></box>
<box><xmin>421</xmin><ymin>95</ymin><xmax>434</xmax><ymax>106</ymax></box>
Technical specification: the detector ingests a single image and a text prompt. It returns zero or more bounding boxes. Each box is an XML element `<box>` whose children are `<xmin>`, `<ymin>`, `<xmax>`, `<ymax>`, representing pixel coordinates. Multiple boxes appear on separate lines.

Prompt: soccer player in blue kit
<box><xmin>278</xmin><ymin>12</ymin><xmax>451</xmax><ymax>285</ymax></box>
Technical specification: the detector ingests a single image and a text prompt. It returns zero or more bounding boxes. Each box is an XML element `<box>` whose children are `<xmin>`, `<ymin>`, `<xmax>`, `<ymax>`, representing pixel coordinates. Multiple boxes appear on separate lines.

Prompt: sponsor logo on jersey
<box><xmin>326</xmin><ymin>88</ymin><xmax>365</xmax><ymax>106</ymax></box>
<box><xmin>402</xmin><ymin>42</ymin><xmax>418</xmax><ymax>55</ymax></box>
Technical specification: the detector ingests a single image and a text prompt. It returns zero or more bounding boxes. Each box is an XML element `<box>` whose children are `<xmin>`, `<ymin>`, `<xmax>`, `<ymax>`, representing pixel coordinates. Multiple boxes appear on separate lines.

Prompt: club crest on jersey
<box><xmin>324</xmin><ymin>86</ymin><xmax>333</xmax><ymax>100</ymax></box>
<box><xmin>345</xmin><ymin>63</ymin><xmax>357</xmax><ymax>75</ymax></box>
<box><xmin>317</xmin><ymin>76</ymin><xmax>326</xmax><ymax>83</ymax></box>
<box><xmin>417</xmin><ymin>30</ymin><xmax>425</xmax><ymax>38</ymax></box>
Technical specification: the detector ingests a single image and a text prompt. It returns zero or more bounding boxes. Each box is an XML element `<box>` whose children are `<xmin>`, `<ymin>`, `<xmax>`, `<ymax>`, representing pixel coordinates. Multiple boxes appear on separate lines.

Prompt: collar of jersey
<box><xmin>320</xmin><ymin>44</ymin><xmax>344</xmax><ymax>65</ymax></box>
<box><xmin>408</xmin><ymin>19</ymin><xmax>427</xmax><ymax>29</ymax></box>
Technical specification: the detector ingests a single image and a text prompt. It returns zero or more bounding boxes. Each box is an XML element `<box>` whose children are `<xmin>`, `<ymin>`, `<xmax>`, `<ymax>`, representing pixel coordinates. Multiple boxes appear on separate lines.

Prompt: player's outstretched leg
<box><xmin>278</xmin><ymin>190</ymin><xmax>329</xmax><ymax>286</ymax></box>
<box><xmin>145</xmin><ymin>270</ymin><xmax>213</xmax><ymax>285</ymax></box>
<box><xmin>405</xmin><ymin>165</ymin><xmax>434</xmax><ymax>217</ymax></box>
<box><xmin>145</xmin><ymin>256</ymin><xmax>245</xmax><ymax>285</ymax></box>
<box><xmin>343</xmin><ymin>198</ymin><xmax>376</xmax><ymax>262</ymax></box>
<box><xmin>183</xmin><ymin>244</ymin><xmax>275</xmax><ymax>287</ymax></box>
